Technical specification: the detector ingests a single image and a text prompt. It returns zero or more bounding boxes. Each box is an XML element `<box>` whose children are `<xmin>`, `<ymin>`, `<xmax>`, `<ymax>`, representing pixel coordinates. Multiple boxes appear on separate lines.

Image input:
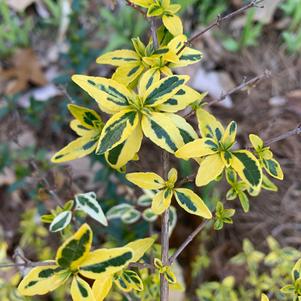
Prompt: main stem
<box><xmin>160</xmin><ymin>151</ymin><xmax>170</xmax><ymax>301</ymax></box>
<box><xmin>148</xmin><ymin>16</ymin><xmax>170</xmax><ymax>300</ymax></box>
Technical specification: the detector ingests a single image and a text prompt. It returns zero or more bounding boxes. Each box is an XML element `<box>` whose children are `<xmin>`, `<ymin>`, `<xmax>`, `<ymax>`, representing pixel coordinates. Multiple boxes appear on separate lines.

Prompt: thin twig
<box><xmin>177</xmin><ymin>0</ymin><xmax>264</xmax><ymax>55</ymax></box>
<box><xmin>128</xmin><ymin>262</ymin><xmax>154</xmax><ymax>270</ymax></box>
<box><xmin>28</xmin><ymin>159</ymin><xmax>64</xmax><ymax>207</ymax></box>
<box><xmin>184</xmin><ymin>70</ymin><xmax>271</xmax><ymax>119</ymax></box>
<box><xmin>125</xmin><ymin>0</ymin><xmax>147</xmax><ymax>17</ymax></box>
<box><xmin>207</xmin><ymin>70</ymin><xmax>271</xmax><ymax>107</ymax></box>
<box><xmin>0</xmin><ymin>260</ymin><xmax>154</xmax><ymax>270</ymax></box>
<box><xmin>169</xmin><ymin>220</ymin><xmax>210</xmax><ymax>264</ymax></box>
<box><xmin>265</xmin><ymin>124</ymin><xmax>301</xmax><ymax>146</ymax></box>
<box><xmin>0</xmin><ymin>261</ymin><xmax>54</xmax><ymax>269</ymax></box>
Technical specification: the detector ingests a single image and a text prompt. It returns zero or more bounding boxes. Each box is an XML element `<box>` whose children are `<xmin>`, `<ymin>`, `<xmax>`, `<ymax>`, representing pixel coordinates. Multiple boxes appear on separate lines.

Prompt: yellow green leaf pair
<box><xmin>96</xmin><ymin>34</ymin><xmax>202</xmax><ymax>87</ymax></box>
<box><xmin>50</xmin><ymin>104</ymin><xmax>137</xmax><ymax>171</ymax></box>
<box><xmin>72</xmin><ymin>73</ymin><xmax>201</xmax><ymax>157</ymax></box>
<box><xmin>18</xmin><ymin>224</ymin><xmax>154</xmax><ymax>301</ymax></box>
<box><xmin>154</xmin><ymin>258</ymin><xmax>177</xmax><ymax>284</ymax></box>
<box><xmin>141</xmin><ymin>35</ymin><xmax>203</xmax><ymax>77</ymax></box>
<box><xmin>176</xmin><ymin>108</ymin><xmax>263</xmax><ymax>190</ymax></box>
<box><xmin>96</xmin><ymin>37</ymin><xmax>171</xmax><ymax>87</ymax></box>
<box><xmin>249</xmin><ymin>134</ymin><xmax>284</xmax><ymax>180</ymax></box>
<box><xmin>51</xmin><ymin>104</ymin><xmax>103</xmax><ymax>163</ymax></box>
<box><xmin>129</xmin><ymin>0</ymin><xmax>183</xmax><ymax>36</ymax></box>
<box><xmin>126</xmin><ymin>168</ymin><xmax>212</xmax><ymax>218</ymax></box>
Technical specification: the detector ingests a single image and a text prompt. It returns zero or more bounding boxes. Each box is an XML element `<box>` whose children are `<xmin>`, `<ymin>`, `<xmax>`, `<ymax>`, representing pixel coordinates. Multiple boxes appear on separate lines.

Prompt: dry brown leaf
<box><xmin>0</xmin><ymin>48</ymin><xmax>47</xmax><ymax>95</ymax></box>
<box><xmin>7</xmin><ymin>0</ymin><xmax>36</xmax><ymax>12</ymax></box>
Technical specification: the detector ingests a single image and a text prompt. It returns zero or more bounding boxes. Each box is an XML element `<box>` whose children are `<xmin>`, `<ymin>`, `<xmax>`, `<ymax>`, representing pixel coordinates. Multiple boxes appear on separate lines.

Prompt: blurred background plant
<box><xmin>0</xmin><ymin>1</ymin><xmax>300</xmax><ymax>300</ymax></box>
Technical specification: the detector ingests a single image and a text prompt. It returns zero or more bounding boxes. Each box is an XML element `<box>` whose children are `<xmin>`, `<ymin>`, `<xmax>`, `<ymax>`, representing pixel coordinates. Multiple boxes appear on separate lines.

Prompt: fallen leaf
<box><xmin>7</xmin><ymin>0</ymin><xmax>36</xmax><ymax>12</ymax></box>
<box><xmin>191</xmin><ymin>69</ymin><xmax>234</xmax><ymax>108</ymax></box>
<box><xmin>0</xmin><ymin>48</ymin><xmax>47</xmax><ymax>95</ymax></box>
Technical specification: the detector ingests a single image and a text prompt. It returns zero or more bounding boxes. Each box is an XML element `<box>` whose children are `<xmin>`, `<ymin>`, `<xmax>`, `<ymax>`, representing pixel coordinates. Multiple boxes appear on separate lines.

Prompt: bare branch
<box><xmin>1</xmin><ymin>260</ymin><xmax>154</xmax><ymax>271</ymax></box>
<box><xmin>177</xmin><ymin>0</ymin><xmax>264</xmax><ymax>55</ymax></box>
<box><xmin>169</xmin><ymin>219</ymin><xmax>210</xmax><ymax>265</ymax></box>
<box><xmin>184</xmin><ymin>70</ymin><xmax>271</xmax><ymax>119</ymax></box>
<box><xmin>207</xmin><ymin>70</ymin><xmax>271</xmax><ymax>107</ymax></box>
<box><xmin>265</xmin><ymin>125</ymin><xmax>301</xmax><ymax>146</ymax></box>
<box><xmin>128</xmin><ymin>262</ymin><xmax>154</xmax><ymax>270</ymax></box>
<box><xmin>150</xmin><ymin>18</ymin><xmax>159</xmax><ymax>49</ymax></box>
<box><xmin>160</xmin><ymin>152</ymin><xmax>170</xmax><ymax>301</ymax></box>
<box><xmin>0</xmin><ymin>261</ymin><xmax>54</xmax><ymax>269</ymax></box>
<box><xmin>28</xmin><ymin>159</ymin><xmax>64</xmax><ymax>207</ymax></box>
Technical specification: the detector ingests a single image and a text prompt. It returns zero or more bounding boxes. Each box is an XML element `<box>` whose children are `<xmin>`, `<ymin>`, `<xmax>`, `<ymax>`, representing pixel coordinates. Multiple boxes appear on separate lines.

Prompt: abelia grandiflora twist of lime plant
<box><xmin>17</xmin><ymin>1</ymin><xmax>285</xmax><ymax>300</ymax></box>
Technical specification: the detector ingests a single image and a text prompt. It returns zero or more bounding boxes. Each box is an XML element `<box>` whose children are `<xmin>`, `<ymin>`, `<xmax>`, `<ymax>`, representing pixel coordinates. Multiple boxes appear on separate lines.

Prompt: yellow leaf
<box><xmin>18</xmin><ymin>264</ymin><xmax>70</xmax><ymax>296</ymax></box>
<box><xmin>96</xmin><ymin>110</ymin><xmax>139</xmax><ymax>154</ymax></box>
<box><xmin>79</xmin><ymin>248</ymin><xmax>133</xmax><ymax>279</ymax></box>
<box><xmin>221</xmin><ymin>121</ymin><xmax>237</xmax><ymax>148</ymax></box>
<box><xmin>51</xmin><ymin>132</ymin><xmax>100</xmax><ymax>163</ymax></box>
<box><xmin>141</xmin><ymin>112</ymin><xmax>184</xmax><ymax>153</ymax></box>
<box><xmin>174</xmin><ymin>188</ymin><xmax>212</xmax><ymax>218</ymax></box>
<box><xmin>166</xmin><ymin>114</ymin><xmax>198</xmax><ymax>146</ymax></box>
<box><xmin>132</xmin><ymin>37</ymin><xmax>146</xmax><ymax>56</ymax></box>
<box><xmin>196</xmin><ymin>108</ymin><xmax>224</xmax><ymax>141</ymax></box>
<box><xmin>112</xmin><ymin>64</ymin><xmax>144</xmax><ymax>87</ymax></box>
<box><xmin>143</xmin><ymin>75</ymin><xmax>189</xmax><ymax>107</ymax></box>
<box><xmin>124</xmin><ymin>237</ymin><xmax>156</xmax><ymax>263</ymax></box>
<box><xmin>261</xmin><ymin>294</ymin><xmax>269</xmax><ymax>301</ymax></box>
<box><xmin>96</xmin><ymin>50</ymin><xmax>139</xmax><ymax>66</ymax></box>
<box><xmin>105</xmin><ymin>125</ymin><xmax>143</xmax><ymax>170</ymax></box>
<box><xmin>72</xmin><ymin>75</ymin><xmax>132</xmax><ymax>114</ymax></box>
<box><xmin>165</xmin><ymin>4</ymin><xmax>181</xmax><ymax>14</ymax></box>
<box><xmin>138</xmin><ymin>68</ymin><xmax>161</xmax><ymax>96</ymax></box>
<box><xmin>68</xmin><ymin>104</ymin><xmax>103</xmax><ymax>130</ymax></box>
<box><xmin>164</xmin><ymin>266</ymin><xmax>177</xmax><ymax>284</ymax></box>
<box><xmin>231</xmin><ymin>150</ymin><xmax>262</xmax><ymax>190</ymax></box>
<box><xmin>56</xmin><ymin>224</ymin><xmax>92</xmax><ymax>271</ymax></box>
<box><xmin>114</xmin><ymin>270</ymin><xmax>143</xmax><ymax>292</ymax></box>
<box><xmin>126</xmin><ymin>172</ymin><xmax>165</xmax><ymax>189</ymax></box>
<box><xmin>262</xmin><ymin>174</ymin><xmax>278</xmax><ymax>191</ymax></box>
<box><xmin>263</xmin><ymin>158</ymin><xmax>284</xmax><ymax>180</ymax></box>
<box><xmin>147</xmin><ymin>3</ymin><xmax>164</xmax><ymax>16</ymax></box>
<box><xmin>71</xmin><ymin>276</ymin><xmax>96</xmax><ymax>301</ymax></box>
<box><xmin>249</xmin><ymin>134</ymin><xmax>264</xmax><ymax>151</ymax></box>
<box><xmin>196</xmin><ymin>154</ymin><xmax>225</xmax><ymax>186</ymax></box>
<box><xmin>154</xmin><ymin>258</ymin><xmax>163</xmax><ymax>270</ymax></box>
<box><xmin>129</xmin><ymin>0</ymin><xmax>153</xmax><ymax>8</ymax></box>
<box><xmin>157</xmin><ymin>86</ymin><xmax>203</xmax><ymax>113</ymax></box>
<box><xmin>70</xmin><ymin>120</ymin><xmax>94</xmax><ymax>137</ymax></box>
<box><xmin>175</xmin><ymin>138</ymin><xmax>217</xmax><ymax>160</ymax></box>
<box><xmin>92</xmin><ymin>275</ymin><xmax>113</xmax><ymax>301</ymax></box>
<box><xmin>167</xmin><ymin>168</ymin><xmax>178</xmax><ymax>186</ymax></box>
<box><xmin>151</xmin><ymin>189</ymin><xmax>173</xmax><ymax>215</ymax></box>
<box><xmin>162</xmin><ymin>14</ymin><xmax>183</xmax><ymax>36</ymax></box>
